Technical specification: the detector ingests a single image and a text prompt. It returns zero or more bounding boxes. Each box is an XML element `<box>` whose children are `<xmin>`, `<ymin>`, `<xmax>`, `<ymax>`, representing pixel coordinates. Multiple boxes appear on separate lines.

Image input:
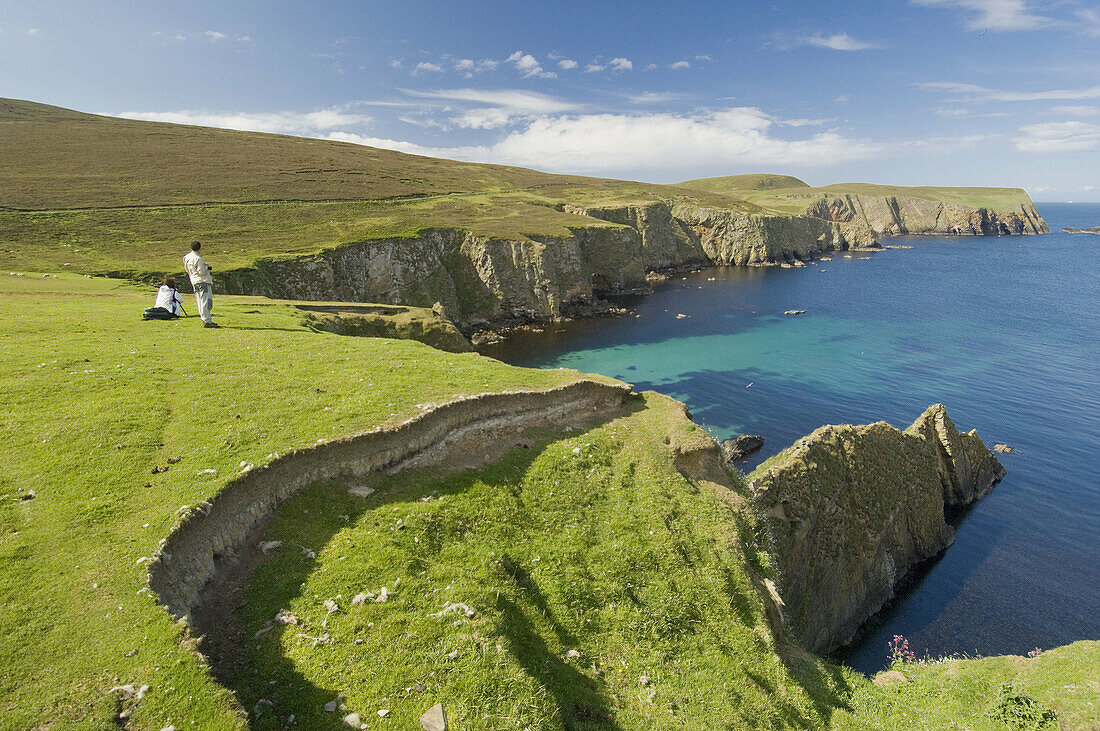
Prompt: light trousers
<box><xmin>193</xmin><ymin>282</ymin><xmax>213</xmax><ymax>324</ymax></box>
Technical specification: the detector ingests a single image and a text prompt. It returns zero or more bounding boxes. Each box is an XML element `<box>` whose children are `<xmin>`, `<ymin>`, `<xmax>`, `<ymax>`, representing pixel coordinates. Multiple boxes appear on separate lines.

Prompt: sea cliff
<box><xmin>219</xmin><ymin>194</ymin><xmax>1044</xmax><ymax>332</ymax></box>
<box><xmin>748</xmin><ymin>405</ymin><xmax>1005</xmax><ymax>655</ymax></box>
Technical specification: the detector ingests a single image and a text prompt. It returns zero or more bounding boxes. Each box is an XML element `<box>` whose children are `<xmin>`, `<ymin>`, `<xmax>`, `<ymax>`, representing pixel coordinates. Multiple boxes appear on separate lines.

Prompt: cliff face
<box><xmin>218</xmin><ymin>194</ymin><xmax>1045</xmax><ymax>332</ymax></box>
<box><xmin>748</xmin><ymin>405</ymin><xmax>1005</xmax><ymax>655</ymax></box>
<box><xmin>804</xmin><ymin>194</ymin><xmax>1048</xmax><ymax>236</ymax></box>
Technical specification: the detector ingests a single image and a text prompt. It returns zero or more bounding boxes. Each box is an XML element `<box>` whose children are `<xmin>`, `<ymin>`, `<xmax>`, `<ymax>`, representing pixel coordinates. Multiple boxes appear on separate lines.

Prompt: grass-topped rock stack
<box><xmin>1</xmin><ymin>99</ymin><xmax>1095</xmax><ymax>729</ymax></box>
<box><xmin>748</xmin><ymin>405</ymin><xmax>1006</xmax><ymax>655</ymax></box>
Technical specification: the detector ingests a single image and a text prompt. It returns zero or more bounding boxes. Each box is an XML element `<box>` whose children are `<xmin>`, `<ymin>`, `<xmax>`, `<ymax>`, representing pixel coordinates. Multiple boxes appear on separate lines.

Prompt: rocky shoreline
<box><xmin>212</xmin><ymin>195</ymin><xmax>1046</xmax><ymax>336</ymax></box>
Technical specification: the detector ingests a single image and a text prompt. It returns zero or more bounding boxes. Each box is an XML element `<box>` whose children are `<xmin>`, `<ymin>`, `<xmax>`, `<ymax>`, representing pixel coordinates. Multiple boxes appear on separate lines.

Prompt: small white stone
<box><xmin>344</xmin><ymin>712</ymin><xmax>361</xmax><ymax>727</ymax></box>
<box><xmin>378</xmin><ymin>709</ymin><xmax>390</xmax><ymax>718</ymax></box>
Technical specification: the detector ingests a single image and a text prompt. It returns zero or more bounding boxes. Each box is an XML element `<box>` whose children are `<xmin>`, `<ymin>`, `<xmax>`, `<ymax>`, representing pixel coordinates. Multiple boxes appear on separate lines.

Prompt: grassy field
<box><xmin>679</xmin><ymin>175</ymin><xmax>1037</xmax><ymax>217</ymax></box>
<box><xmin>3</xmin><ymin>98</ymin><xmax>1093</xmax><ymax>729</ymax></box>
<box><xmin>0</xmin><ymin>272</ymin><xmax>580</xmax><ymax>727</ymax></box>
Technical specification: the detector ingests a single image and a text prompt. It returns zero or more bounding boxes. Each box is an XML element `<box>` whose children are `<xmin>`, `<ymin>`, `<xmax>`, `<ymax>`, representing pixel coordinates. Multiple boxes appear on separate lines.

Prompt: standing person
<box><xmin>154</xmin><ymin>276</ymin><xmax>184</xmax><ymax>317</ymax></box>
<box><xmin>183</xmin><ymin>241</ymin><xmax>219</xmax><ymax>328</ymax></box>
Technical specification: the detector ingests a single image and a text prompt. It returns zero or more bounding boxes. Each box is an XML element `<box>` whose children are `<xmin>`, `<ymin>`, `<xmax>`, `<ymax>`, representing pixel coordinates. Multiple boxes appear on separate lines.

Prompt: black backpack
<box><xmin>142</xmin><ymin>307</ymin><xmax>178</xmax><ymax>320</ymax></box>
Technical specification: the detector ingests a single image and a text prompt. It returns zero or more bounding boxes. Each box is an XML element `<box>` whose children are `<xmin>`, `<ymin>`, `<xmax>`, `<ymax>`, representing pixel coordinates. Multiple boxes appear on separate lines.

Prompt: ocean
<box><xmin>479</xmin><ymin>202</ymin><xmax>1100</xmax><ymax>673</ymax></box>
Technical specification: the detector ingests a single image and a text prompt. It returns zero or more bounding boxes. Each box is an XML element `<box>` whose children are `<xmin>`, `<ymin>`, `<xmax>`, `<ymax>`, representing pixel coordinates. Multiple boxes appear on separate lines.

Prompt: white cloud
<box><xmin>781</xmin><ymin>117</ymin><xmax>835</xmax><ymax>127</ymax></box>
<box><xmin>584</xmin><ymin>63</ymin><xmax>605</xmax><ymax>73</ymax></box>
<box><xmin>626</xmin><ymin>91</ymin><xmax>684</xmax><ymax>104</ymax></box>
<box><xmin>695</xmin><ymin>54</ymin><xmax>713</xmax><ymax>61</ymax></box>
<box><xmin>356</xmin><ymin>107</ymin><xmax>880</xmax><ymax>176</ymax></box>
<box><xmin>1078</xmin><ymin>7</ymin><xmax>1100</xmax><ymax>37</ymax></box>
<box><xmin>27</xmin><ymin>28</ymin><xmax>40</xmax><ymax>36</ymax></box>
<box><xmin>164</xmin><ymin>30</ymin><xmax>251</xmax><ymax>44</ymax></box>
<box><xmin>401</xmin><ymin>88</ymin><xmax>579</xmax><ymax>129</ymax></box>
<box><xmin>506</xmin><ymin>51</ymin><xmax>556</xmax><ymax>79</ymax></box>
<box><xmin>413</xmin><ymin>61</ymin><xmax>444</xmax><ymax>75</ymax></box>
<box><xmin>390</xmin><ymin>59</ymin><xmax>403</xmax><ymax>69</ymax></box>
<box><xmin>900</xmin><ymin>133</ymin><xmax>1000</xmax><ymax>152</ymax></box>
<box><xmin>933</xmin><ymin>106</ymin><xmax>1009</xmax><ymax>117</ymax></box>
<box><xmin>326</xmin><ymin>132</ymin><xmax>429</xmax><ymax>154</ymax></box>
<box><xmin>669</xmin><ymin>60</ymin><xmax>691</xmax><ymax>70</ymax></box>
<box><xmin>1051</xmin><ymin>106</ymin><xmax>1100</xmax><ymax>117</ymax></box>
<box><xmin>609</xmin><ymin>57</ymin><xmax>633</xmax><ymax>72</ymax></box>
<box><xmin>403</xmin><ymin>88</ymin><xmax>576</xmax><ymax>114</ymax></box>
<box><xmin>451</xmin><ymin>58</ymin><xmax>499</xmax><ymax>74</ymax></box>
<box><xmin>1014</xmin><ymin>121</ymin><xmax>1100</xmax><ymax>152</ymax></box>
<box><xmin>558</xmin><ymin>58</ymin><xmax>578</xmax><ymax>70</ymax></box>
<box><xmin>117</xmin><ymin>108</ymin><xmax>372</xmax><ymax>135</ymax></box>
<box><xmin>803</xmin><ymin>33</ymin><xmax>880</xmax><ymax>51</ymax></box>
<box><xmin>645</xmin><ymin>63</ymin><xmax>658</xmax><ymax>71</ymax></box>
<box><xmin>917</xmin><ymin>81</ymin><xmax>1100</xmax><ymax>103</ymax></box>
<box><xmin>911</xmin><ymin>0</ymin><xmax>1049</xmax><ymax>31</ymax></box>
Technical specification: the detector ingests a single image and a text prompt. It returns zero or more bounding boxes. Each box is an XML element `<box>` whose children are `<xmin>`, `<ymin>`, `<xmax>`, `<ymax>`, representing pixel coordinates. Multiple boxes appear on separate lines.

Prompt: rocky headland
<box><xmin>1063</xmin><ymin>226</ymin><xmax>1100</xmax><ymax>234</ymax></box>
<box><xmin>218</xmin><ymin>194</ymin><xmax>1046</xmax><ymax>334</ymax></box>
<box><xmin>748</xmin><ymin>404</ymin><xmax>1005</xmax><ymax>655</ymax></box>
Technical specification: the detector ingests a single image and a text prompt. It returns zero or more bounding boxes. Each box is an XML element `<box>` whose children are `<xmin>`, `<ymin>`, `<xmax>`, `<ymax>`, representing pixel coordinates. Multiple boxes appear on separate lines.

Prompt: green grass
<box><xmin>678</xmin><ymin>176</ymin><xmax>1037</xmax><ymax>217</ymax></box>
<box><xmin>232</xmin><ymin>394</ymin><xmax>859</xmax><ymax>729</ymax></box>
<box><xmin>833</xmin><ymin>643</ymin><xmax>1100</xmax><ymax>730</ymax></box>
<box><xmin>0</xmin><ymin>273</ymin><xmax>580</xmax><ymax>728</ymax></box>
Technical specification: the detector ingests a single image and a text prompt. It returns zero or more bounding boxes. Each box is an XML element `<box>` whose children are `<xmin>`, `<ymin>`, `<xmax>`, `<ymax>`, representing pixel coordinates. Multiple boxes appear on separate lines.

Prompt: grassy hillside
<box><xmin>679</xmin><ymin>175</ymin><xmax>1038</xmax><ymax>217</ymax></box>
<box><xmin>1</xmin><ymin>98</ymin><xmax>764</xmax><ymax>279</ymax></box>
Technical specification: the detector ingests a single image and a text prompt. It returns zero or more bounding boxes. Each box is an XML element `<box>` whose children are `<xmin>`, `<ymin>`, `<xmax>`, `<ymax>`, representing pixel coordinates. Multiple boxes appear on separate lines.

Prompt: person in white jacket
<box><xmin>183</xmin><ymin>241</ymin><xmax>218</xmax><ymax>328</ymax></box>
<box><xmin>154</xmin><ymin>277</ymin><xmax>183</xmax><ymax>316</ymax></box>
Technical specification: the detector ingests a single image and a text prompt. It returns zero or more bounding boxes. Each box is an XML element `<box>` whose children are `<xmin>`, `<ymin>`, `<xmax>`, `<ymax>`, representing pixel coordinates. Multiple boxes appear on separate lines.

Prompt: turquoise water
<box><xmin>480</xmin><ymin>203</ymin><xmax>1100</xmax><ymax>673</ymax></box>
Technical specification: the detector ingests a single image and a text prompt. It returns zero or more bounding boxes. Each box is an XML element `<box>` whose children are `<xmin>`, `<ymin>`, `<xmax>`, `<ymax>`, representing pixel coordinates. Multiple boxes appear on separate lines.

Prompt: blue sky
<box><xmin>3</xmin><ymin>0</ymin><xmax>1099</xmax><ymax>199</ymax></box>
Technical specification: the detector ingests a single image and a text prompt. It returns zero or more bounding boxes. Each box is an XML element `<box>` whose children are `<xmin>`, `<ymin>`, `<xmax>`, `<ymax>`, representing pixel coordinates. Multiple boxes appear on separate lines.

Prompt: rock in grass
<box><xmin>344</xmin><ymin>712</ymin><xmax>361</xmax><ymax>727</ymax></box>
<box><xmin>873</xmin><ymin>670</ymin><xmax>910</xmax><ymax>686</ymax></box>
<box><xmin>420</xmin><ymin>703</ymin><xmax>448</xmax><ymax>731</ymax></box>
<box><xmin>721</xmin><ymin>434</ymin><xmax>764</xmax><ymax>462</ymax></box>
<box><xmin>324</xmin><ymin>699</ymin><xmax>339</xmax><ymax>713</ymax></box>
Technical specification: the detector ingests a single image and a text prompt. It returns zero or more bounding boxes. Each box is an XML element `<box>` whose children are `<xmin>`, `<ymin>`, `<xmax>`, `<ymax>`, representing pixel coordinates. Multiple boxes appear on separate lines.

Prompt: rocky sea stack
<box><xmin>749</xmin><ymin>404</ymin><xmax>1005</xmax><ymax>654</ymax></box>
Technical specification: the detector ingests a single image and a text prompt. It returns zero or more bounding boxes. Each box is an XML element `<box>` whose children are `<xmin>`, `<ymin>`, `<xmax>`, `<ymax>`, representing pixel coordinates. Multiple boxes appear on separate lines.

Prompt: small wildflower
<box><xmin>887</xmin><ymin>634</ymin><xmax>916</xmax><ymax>664</ymax></box>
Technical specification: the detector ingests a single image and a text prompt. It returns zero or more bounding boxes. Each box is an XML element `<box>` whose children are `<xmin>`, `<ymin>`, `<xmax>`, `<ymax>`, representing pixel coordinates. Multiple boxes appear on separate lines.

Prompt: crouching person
<box><xmin>155</xmin><ymin>277</ymin><xmax>183</xmax><ymax>317</ymax></box>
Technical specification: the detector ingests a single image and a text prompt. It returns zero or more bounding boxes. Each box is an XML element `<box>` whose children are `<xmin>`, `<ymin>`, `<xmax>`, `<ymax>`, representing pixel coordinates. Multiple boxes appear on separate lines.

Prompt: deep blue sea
<box><xmin>480</xmin><ymin>202</ymin><xmax>1100</xmax><ymax>673</ymax></box>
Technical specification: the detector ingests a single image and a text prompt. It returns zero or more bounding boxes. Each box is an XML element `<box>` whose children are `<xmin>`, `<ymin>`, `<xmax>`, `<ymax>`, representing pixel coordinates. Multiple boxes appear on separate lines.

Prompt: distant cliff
<box><xmin>748</xmin><ymin>405</ymin><xmax>1005</xmax><ymax>655</ymax></box>
<box><xmin>803</xmin><ymin>193</ymin><xmax>1048</xmax><ymax>236</ymax></box>
<box><xmin>216</xmin><ymin>192</ymin><xmax>1046</xmax><ymax>333</ymax></box>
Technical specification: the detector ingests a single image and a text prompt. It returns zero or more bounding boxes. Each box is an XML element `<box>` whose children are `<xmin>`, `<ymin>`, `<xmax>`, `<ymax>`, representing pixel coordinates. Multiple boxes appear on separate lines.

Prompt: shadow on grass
<box><xmin>200</xmin><ymin>411</ymin><xmax>638</xmax><ymax>729</ymax></box>
<box><xmin>498</xmin><ymin>556</ymin><xmax>623</xmax><ymax>730</ymax></box>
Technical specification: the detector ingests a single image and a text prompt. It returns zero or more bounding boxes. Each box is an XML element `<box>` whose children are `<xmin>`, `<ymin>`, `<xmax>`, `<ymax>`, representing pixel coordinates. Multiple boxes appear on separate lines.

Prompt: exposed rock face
<box><xmin>722</xmin><ymin>434</ymin><xmax>764</xmax><ymax>462</ymax></box>
<box><xmin>215</xmin><ymin>195</ymin><xmax>1045</xmax><ymax>332</ymax></box>
<box><xmin>804</xmin><ymin>194</ymin><xmax>1048</xmax><ymax>236</ymax></box>
<box><xmin>748</xmin><ymin>404</ymin><xmax>1005</xmax><ymax>654</ymax></box>
<box><xmin>148</xmin><ymin>379</ymin><xmax>632</xmax><ymax>622</ymax></box>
